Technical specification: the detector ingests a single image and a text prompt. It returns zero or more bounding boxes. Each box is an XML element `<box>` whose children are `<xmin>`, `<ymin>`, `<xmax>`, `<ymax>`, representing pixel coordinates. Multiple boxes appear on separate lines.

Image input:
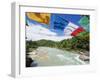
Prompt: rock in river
<box><xmin>79</xmin><ymin>55</ymin><xmax>89</xmax><ymax>61</ymax></box>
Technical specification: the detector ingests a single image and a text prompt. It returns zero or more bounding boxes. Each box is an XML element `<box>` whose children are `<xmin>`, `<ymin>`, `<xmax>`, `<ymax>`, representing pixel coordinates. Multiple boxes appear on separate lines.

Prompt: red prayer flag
<box><xmin>71</xmin><ymin>27</ymin><xmax>85</xmax><ymax>36</ymax></box>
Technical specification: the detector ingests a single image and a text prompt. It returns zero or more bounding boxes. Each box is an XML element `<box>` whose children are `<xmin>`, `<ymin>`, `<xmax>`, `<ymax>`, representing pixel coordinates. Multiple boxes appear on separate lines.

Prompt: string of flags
<box><xmin>26</xmin><ymin>12</ymin><xmax>89</xmax><ymax>37</ymax></box>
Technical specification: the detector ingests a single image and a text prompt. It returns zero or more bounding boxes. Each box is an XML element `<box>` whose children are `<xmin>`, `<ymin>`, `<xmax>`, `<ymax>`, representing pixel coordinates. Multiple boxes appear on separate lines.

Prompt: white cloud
<box><xmin>26</xmin><ymin>24</ymin><xmax>72</xmax><ymax>41</ymax></box>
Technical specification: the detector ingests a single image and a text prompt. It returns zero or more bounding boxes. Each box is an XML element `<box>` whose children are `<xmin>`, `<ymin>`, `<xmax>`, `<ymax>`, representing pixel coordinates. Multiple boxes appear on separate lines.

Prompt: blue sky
<box><xmin>26</xmin><ymin>13</ymin><xmax>84</xmax><ymax>36</ymax></box>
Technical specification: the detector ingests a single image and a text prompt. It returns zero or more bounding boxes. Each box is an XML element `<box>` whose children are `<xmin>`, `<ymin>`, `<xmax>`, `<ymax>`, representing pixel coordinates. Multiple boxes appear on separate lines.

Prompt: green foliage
<box><xmin>26</xmin><ymin>31</ymin><xmax>89</xmax><ymax>53</ymax></box>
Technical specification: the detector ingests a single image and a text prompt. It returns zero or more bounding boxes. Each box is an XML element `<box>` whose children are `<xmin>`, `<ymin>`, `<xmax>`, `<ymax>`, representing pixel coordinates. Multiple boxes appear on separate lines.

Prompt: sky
<box><xmin>25</xmin><ymin>12</ymin><xmax>89</xmax><ymax>41</ymax></box>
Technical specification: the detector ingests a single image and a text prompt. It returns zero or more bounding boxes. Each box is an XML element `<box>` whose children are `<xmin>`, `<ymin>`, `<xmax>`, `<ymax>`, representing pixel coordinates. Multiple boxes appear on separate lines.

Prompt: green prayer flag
<box><xmin>78</xmin><ymin>16</ymin><xmax>90</xmax><ymax>32</ymax></box>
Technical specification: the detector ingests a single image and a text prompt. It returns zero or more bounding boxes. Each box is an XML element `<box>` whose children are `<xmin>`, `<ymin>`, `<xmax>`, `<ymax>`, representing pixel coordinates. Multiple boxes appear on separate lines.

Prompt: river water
<box><xmin>28</xmin><ymin>47</ymin><xmax>88</xmax><ymax>67</ymax></box>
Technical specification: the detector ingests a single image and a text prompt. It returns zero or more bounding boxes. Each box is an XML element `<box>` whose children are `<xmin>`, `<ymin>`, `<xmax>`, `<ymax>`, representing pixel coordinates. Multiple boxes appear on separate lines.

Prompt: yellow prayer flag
<box><xmin>26</xmin><ymin>12</ymin><xmax>51</xmax><ymax>24</ymax></box>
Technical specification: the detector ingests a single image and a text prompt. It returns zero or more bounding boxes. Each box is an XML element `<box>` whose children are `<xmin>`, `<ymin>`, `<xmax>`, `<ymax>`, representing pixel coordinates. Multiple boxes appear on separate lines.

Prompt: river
<box><xmin>28</xmin><ymin>47</ymin><xmax>88</xmax><ymax>67</ymax></box>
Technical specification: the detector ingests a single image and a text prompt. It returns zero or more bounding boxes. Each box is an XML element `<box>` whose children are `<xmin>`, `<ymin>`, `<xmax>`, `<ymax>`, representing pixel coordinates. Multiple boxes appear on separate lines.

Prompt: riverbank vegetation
<box><xmin>26</xmin><ymin>31</ymin><xmax>89</xmax><ymax>54</ymax></box>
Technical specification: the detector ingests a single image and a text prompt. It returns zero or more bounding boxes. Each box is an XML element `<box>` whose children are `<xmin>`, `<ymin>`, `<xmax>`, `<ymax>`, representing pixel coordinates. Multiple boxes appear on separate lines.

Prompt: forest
<box><xmin>26</xmin><ymin>31</ymin><xmax>89</xmax><ymax>54</ymax></box>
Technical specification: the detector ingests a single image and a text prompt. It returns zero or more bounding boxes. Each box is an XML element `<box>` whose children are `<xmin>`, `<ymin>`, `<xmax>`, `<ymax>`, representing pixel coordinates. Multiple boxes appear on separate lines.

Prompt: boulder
<box><xmin>79</xmin><ymin>55</ymin><xmax>89</xmax><ymax>61</ymax></box>
<box><xmin>26</xmin><ymin>57</ymin><xmax>33</xmax><ymax>67</ymax></box>
<box><xmin>30</xmin><ymin>60</ymin><xmax>38</xmax><ymax>67</ymax></box>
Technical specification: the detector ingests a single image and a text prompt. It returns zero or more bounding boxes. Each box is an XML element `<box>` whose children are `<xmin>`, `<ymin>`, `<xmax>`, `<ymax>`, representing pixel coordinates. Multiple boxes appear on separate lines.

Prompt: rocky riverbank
<box><xmin>26</xmin><ymin>47</ymin><xmax>89</xmax><ymax>67</ymax></box>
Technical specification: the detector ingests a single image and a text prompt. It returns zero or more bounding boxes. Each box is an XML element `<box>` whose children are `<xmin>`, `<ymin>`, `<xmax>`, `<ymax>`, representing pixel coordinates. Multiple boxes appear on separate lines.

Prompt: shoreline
<box><xmin>26</xmin><ymin>47</ymin><xmax>89</xmax><ymax>67</ymax></box>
